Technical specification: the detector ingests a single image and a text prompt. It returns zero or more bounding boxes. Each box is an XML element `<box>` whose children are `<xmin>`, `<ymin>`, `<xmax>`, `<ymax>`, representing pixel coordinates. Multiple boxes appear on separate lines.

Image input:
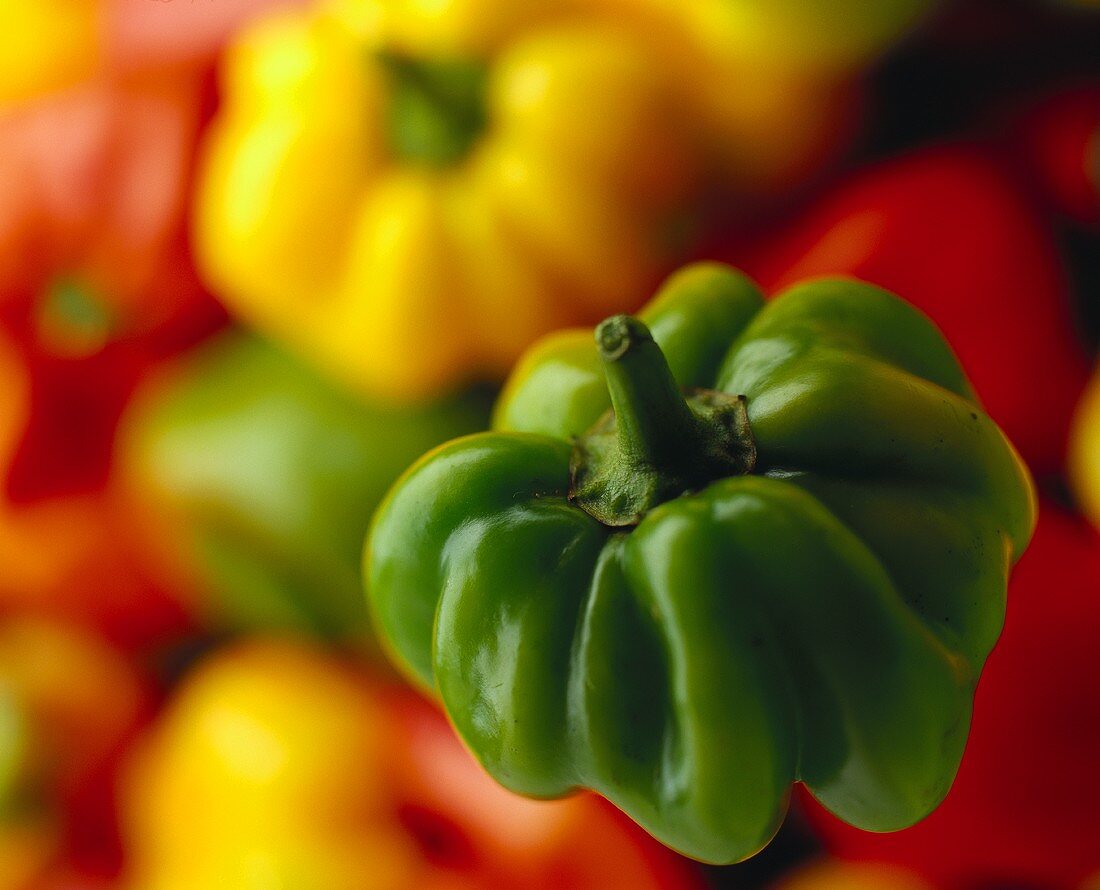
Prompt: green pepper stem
<box><xmin>596</xmin><ymin>315</ymin><xmax>702</xmax><ymax>467</ymax></box>
<box><xmin>571</xmin><ymin>315</ymin><xmax>756</xmax><ymax>527</ymax></box>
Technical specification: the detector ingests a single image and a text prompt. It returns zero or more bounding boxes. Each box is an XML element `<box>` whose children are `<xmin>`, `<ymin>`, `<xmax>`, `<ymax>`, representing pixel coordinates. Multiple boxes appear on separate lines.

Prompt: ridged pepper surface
<box><xmin>366</xmin><ymin>263</ymin><xmax>1035</xmax><ymax>864</ymax></box>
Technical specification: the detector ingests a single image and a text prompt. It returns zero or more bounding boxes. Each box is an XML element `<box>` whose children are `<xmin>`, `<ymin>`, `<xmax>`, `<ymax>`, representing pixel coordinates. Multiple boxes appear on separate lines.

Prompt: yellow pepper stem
<box><xmin>569</xmin><ymin>315</ymin><xmax>757</xmax><ymax>527</ymax></box>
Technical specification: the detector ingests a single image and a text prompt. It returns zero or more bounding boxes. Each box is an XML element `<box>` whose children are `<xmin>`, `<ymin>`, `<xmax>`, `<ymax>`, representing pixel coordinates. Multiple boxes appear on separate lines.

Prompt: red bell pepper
<box><xmin>801</xmin><ymin>502</ymin><xmax>1100</xmax><ymax>888</ymax></box>
<box><xmin>708</xmin><ymin>144</ymin><xmax>1091</xmax><ymax>474</ymax></box>
<box><xmin>0</xmin><ymin>40</ymin><xmax>222</xmax><ymax>511</ymax></box>
<box><xmin>0</xmin><ymin>1</ymin><xmax>297</xmax><ymax>648</ymax></box>
<box><xmin>0</xmin><ymin>71</ymin><xmax>219</xmax><ymax>355</ymax></box>
<box><xmin>0</xmin><ymin>0</ymin><xmax>301</xmax><ymax>353</ymax></box>
<box><xmin>0</xmin><ymin>331</ymin><xmax>193</xmax><ymax>648</ymax></box>
<box><xmin>1010</xmin><ymin>86</ymin><xmax>1100</xmax><ymax>228</ymax></box>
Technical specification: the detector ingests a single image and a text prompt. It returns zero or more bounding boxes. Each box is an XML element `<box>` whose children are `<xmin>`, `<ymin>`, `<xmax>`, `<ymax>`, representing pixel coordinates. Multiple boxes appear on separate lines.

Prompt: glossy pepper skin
<box><xmin>366</xmin><ymin>263</ymin><xmax>1035</xmax><ymax>864</ymax></box>
<box><xmin>804</xmin><ymin>504</ymin><xmax>1100</xmax><ymax>888</ymax></box>
<box><xmin>714</xmin><ymin>145</ymin><xmax>1091</xmax><ymax>475</ymax></box>
<box><xmin>122</xmin><ymin>330</ymin><xmax>490</xmax><ymax>641</ymax></box>
<box><xmin>196</xmin><ymin>0</ymin><xmax>857</xmax><ymax>402</ymax></box>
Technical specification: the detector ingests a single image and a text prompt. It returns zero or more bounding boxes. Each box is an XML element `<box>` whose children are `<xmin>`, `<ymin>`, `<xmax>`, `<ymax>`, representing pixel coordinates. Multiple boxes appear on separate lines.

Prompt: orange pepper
<box><xmin>0</xmin><ymin>619</ymin><xmax>151</xmax><ymax>889</ymax></box>
<box><xmin>0</xmin><ymin>1</ymin><xmax>100</xmax><ymax>105</ymax></box>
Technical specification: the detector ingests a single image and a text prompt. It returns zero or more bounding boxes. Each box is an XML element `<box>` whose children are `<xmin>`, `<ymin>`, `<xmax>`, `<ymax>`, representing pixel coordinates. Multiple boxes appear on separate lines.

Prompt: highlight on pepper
<box><xmin>3</xmin><ymin>2</ymin><xmax>1098</xmax><ymax>887</ymax></box>
<box><xmin>365</xmin><ymin>262</ymin><xmax>1036</xmax><ymax>864</ymax></box>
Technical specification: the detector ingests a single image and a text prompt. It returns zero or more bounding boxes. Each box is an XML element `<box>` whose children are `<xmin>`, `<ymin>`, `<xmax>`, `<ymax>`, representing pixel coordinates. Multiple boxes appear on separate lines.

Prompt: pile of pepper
<box><xmin>1</xmin><ymin>1</ymin><xmax>1099</xmax><ymax>888</ymax></box>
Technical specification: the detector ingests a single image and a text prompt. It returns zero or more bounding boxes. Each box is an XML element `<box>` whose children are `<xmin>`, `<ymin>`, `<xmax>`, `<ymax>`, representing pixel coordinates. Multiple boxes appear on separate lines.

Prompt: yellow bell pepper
<box><xmin>121</xmin><ymin>641</ymin><xmax>402</xmax><ymax>890</ymax></box>
<box><xmin>195</xmin><ymin>0</ymin><xmax>852</xmax><ymax>401</ymax></box>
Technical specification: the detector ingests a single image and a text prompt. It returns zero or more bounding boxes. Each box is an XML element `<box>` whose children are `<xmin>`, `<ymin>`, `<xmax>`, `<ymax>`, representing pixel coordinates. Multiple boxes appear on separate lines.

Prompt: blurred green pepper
<box><xmin>123</xmin><ymin>330</ymin><xmax>492</xmax><ymax>642</ymax></box>
<box><xmin>366</xmin><ymin>263</ymin><xmax>1035</xmax><ymax>863</ymax></box>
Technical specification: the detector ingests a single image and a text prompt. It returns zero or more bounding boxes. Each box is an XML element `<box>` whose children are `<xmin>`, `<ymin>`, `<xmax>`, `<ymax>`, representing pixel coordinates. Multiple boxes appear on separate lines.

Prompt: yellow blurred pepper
<box><xmin>0</xmin><ymin>0</ymin><xmax>99</xmax><ymax>105</ymax></box>
<box><xmin>196</xmin><ymin>0</ymin><xmax>856</xmax><ymax>401</ymax></box>
<box><xmin>121</xmin><ymin>639</ymin><xmax>698</xmax><ymax>890</ymax></box>
<box><xmin>122</xmin><ymin>641</ymin><xmax>403</xmax><ymax>889</ymax></box>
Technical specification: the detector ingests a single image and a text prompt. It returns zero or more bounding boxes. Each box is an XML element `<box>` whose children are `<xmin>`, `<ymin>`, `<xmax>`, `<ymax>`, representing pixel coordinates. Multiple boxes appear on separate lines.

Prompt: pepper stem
<box><xmin>571</xmin><ymin>315</ymin><xmax>756</xmax><ymax>527</ymax></box>
<box><xmin>597</xmin><ymin>316</ymin><xmax>703</xmax><ymax>466</ymax></box>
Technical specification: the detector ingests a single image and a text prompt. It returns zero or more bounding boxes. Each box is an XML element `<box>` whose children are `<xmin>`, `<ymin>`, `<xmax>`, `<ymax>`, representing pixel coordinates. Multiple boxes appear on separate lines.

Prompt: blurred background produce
<box><xmin>121</xmin><ymin>331</ymin><xmax>491</xmax><ymax>643</ymax></box>
<box><xmin>120</xmin><ymin>639</ymin><xmax>698</xmax><ymax>890</ymax></box>
<box><xmin>191</xmin><ymin>0</ymin><xmax>863</xmax><ymax>401</ymax></box>
<box><xmin>0</xmin><ymin>619</ymin><xmax>152</xmax><ymax>887</ymax></box>
<box><xmin>0</xmin><ymin>0</ymin><xmax>1097</xmax><ymax>887</ymax></box>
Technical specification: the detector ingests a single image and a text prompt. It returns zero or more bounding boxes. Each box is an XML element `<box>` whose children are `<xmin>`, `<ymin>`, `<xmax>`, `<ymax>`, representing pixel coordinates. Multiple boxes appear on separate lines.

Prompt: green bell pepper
<box><xmin>124</xmin><ymin>330</ymin><xmax>491</xmax><ymax>641</ymax></box>
<box><xmin>365</xmin><ymin>263</ymin><xmax>1035</xmax><ymax>864</ymax></box>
